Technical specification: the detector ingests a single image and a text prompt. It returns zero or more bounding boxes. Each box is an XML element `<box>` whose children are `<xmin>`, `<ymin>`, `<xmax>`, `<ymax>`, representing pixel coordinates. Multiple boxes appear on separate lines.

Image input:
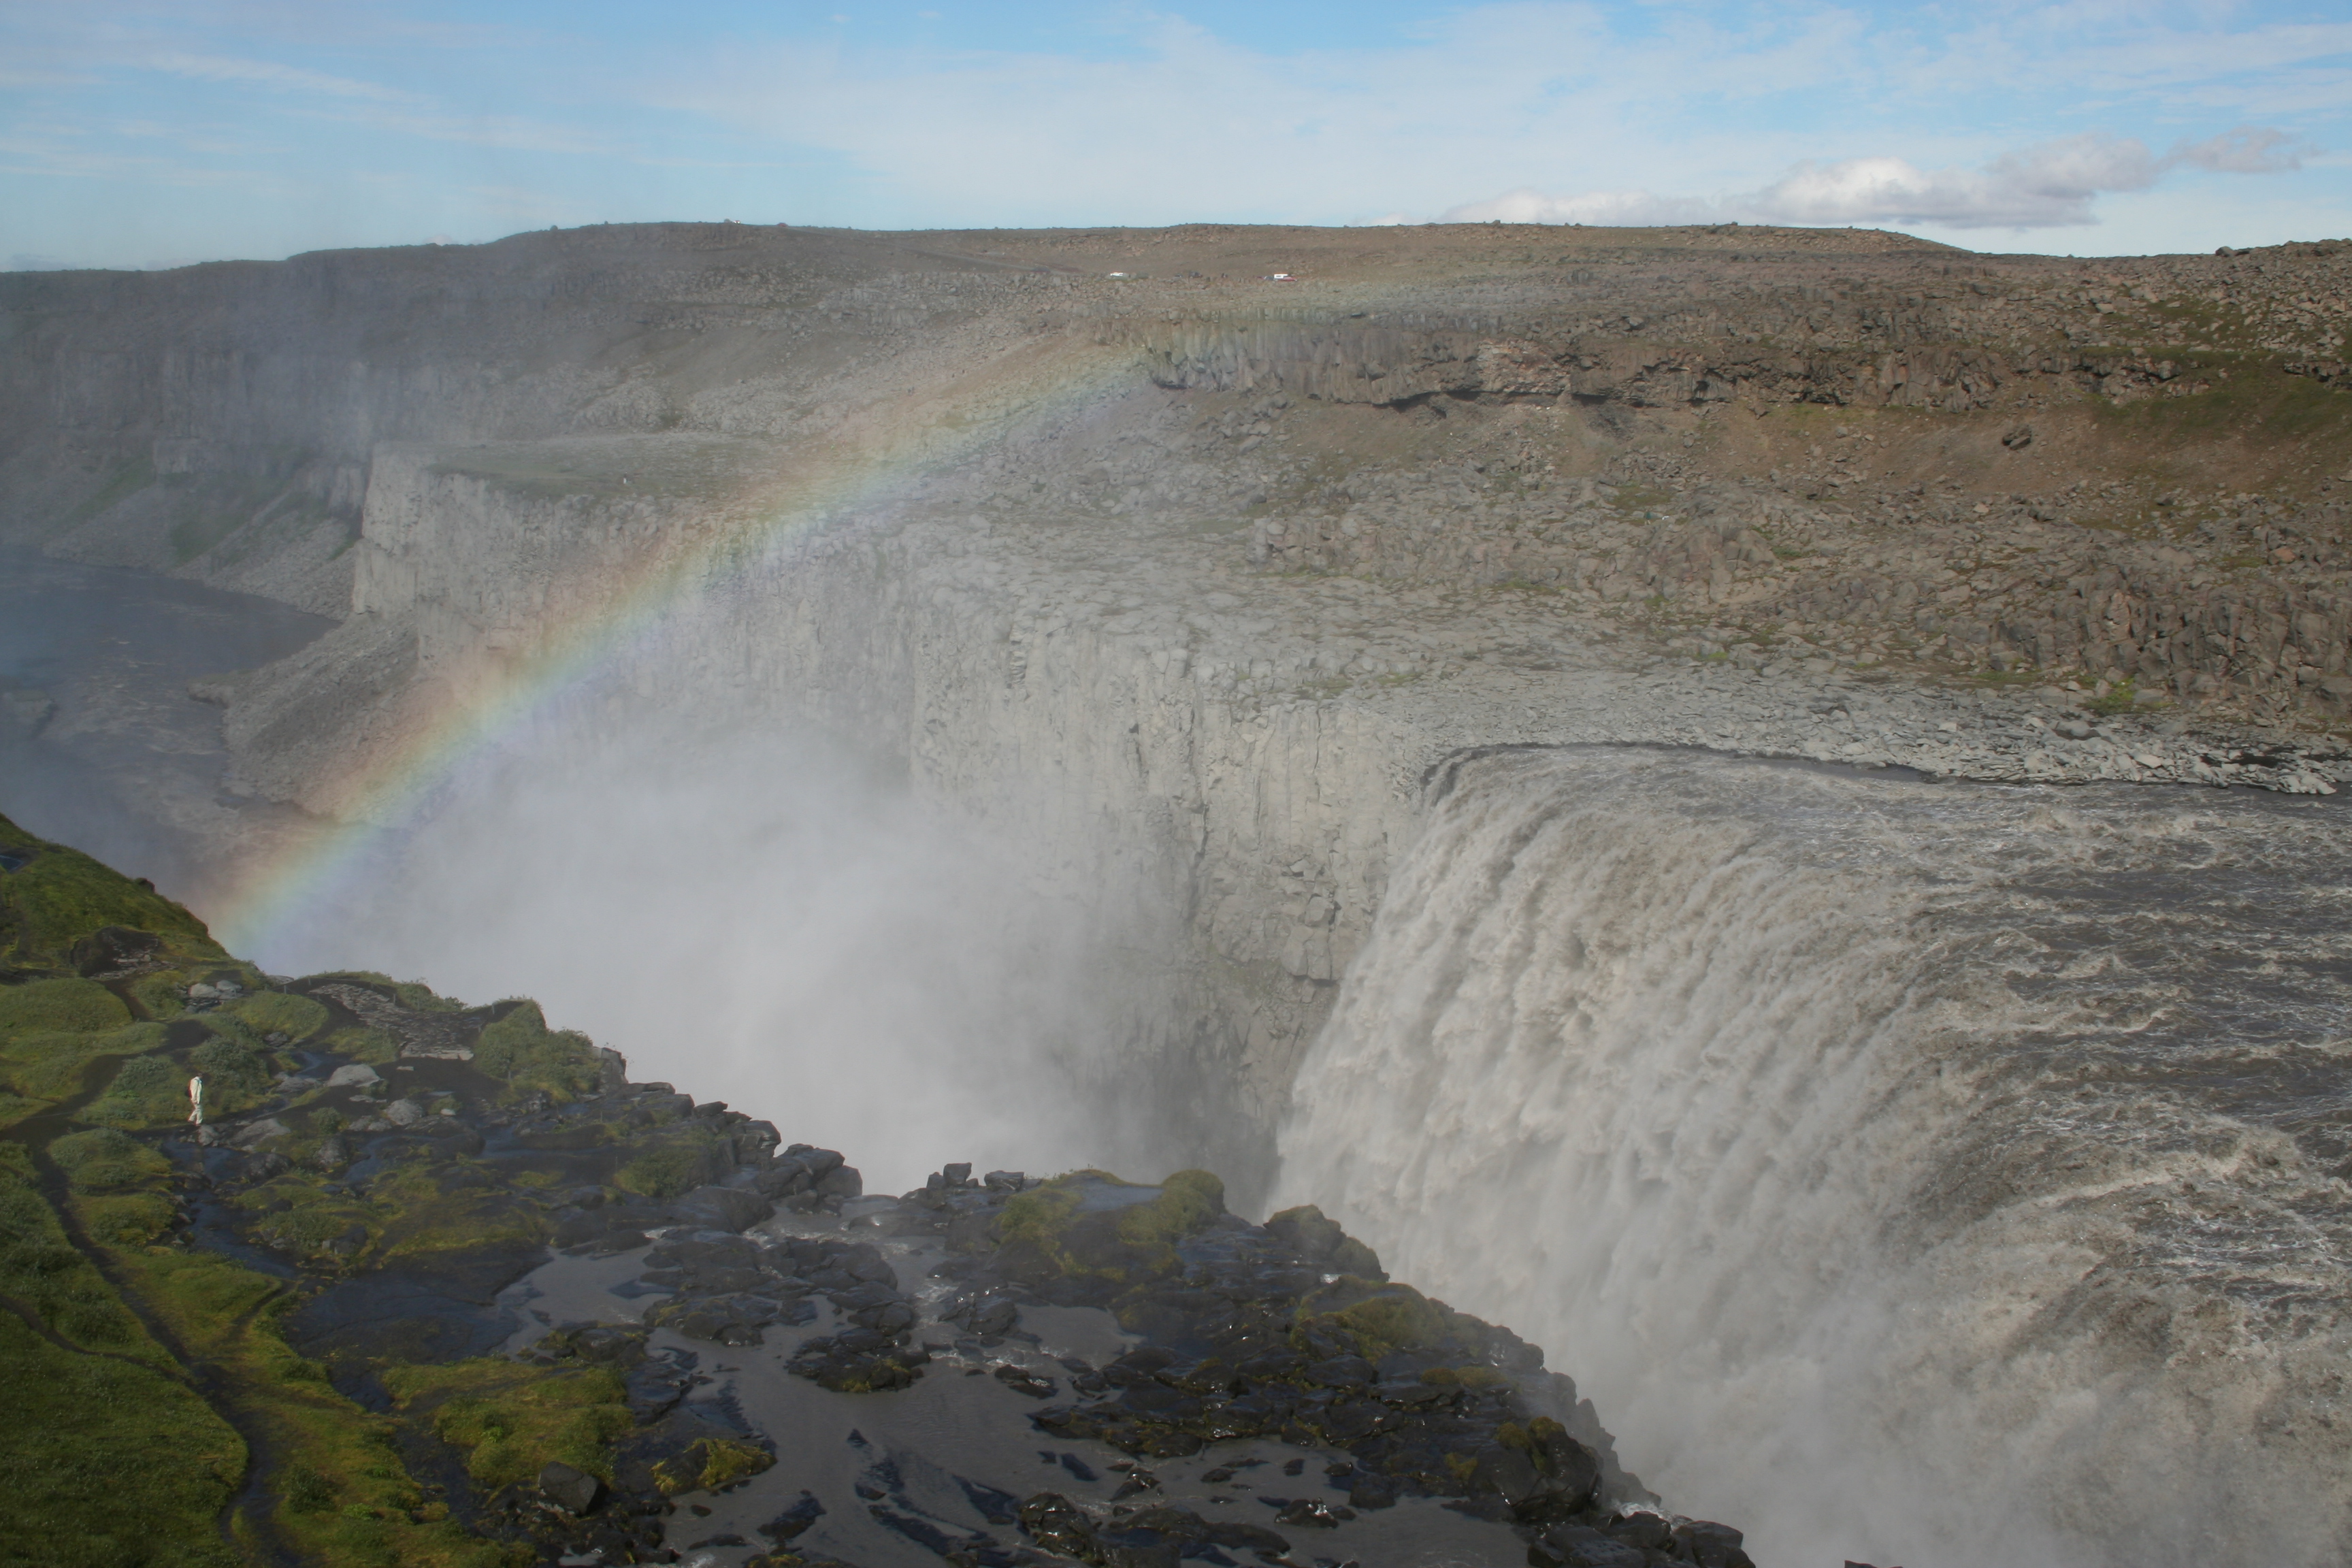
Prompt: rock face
<box><xmin>0</xmin><ymin>810</ymin><xmax>1744</xmax><ymax>1567</ymax></box>
<box><xmin>6</xmin><ymin>220</ymin><xmax>2348</xmax><ymax>1193</ymax></box>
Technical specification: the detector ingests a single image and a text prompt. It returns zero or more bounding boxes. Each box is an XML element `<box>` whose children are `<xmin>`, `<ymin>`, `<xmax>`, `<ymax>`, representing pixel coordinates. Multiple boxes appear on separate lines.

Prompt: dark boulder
<box><xmin>670</xmin><ymin>1184</ymin><xmax>774</xmax><ymax>1232</ymax></box>
<box><xmin>538</xmin><ymin>1460</ymin><xmax>602</xmax><ymax>1516</ymax></box>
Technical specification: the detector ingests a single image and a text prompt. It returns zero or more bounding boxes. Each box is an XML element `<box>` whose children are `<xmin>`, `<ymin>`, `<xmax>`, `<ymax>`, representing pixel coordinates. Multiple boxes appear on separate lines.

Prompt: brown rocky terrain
<box><xmin>4</xmin><ymin>220</ymin><xmax>2347</xmax><ymax>728</ymax></box>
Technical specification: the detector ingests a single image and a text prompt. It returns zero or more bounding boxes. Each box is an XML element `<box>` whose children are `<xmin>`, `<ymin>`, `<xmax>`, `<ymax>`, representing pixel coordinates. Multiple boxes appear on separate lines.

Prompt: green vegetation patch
<box><xmin>473</xmin><ymin>1002</ymin><xmax>604</xmax><ymax>1101</ymax></box>
<box><xmin>385</xmin><ymin>1356</ymin><xmax>633</xmax><ymax>1489</ymax></box>
<box><xmin>52</xmin><ymin>1128</ymin><xmax>172</xmax><ymax>1192</ymax></box>
<box><xmin>361</xmin><ymin>1162</ymin><xmax>551</xmax><ymax>1264</ymax></box>
<box><xmin>997</xmin><ymin>1169</ymin><xmax>1229</xmax><ymax>1286</ymax></box>
<box><xmin>0</xmin><ymin>978</ymin><xmax>130</xmax><ymax>1040</ymax></box>
<box><xmin>226</xmin><ymin>990</ymin><xmax>330</xmax><ymax>1042</ymax></box>
<box><xmin>84</xmin><ymin>1053</ymin><xmax>197</xmax><ymax>1130</ymax></box>
<box><xmin>0</xmin><ymin>1153</ymin><xmax>153</xmax><ymax>1355</ymax></box>
<box><xmin>0</xmin><ymin>1022</ymin><xmax>167</xmax><ymax>1105</ymax></box>
<box><xmin>1292</xmin><ymin>1277</ymin><xmax>1471</xmax><ymax>1365</ymax></box>
<box><xmin>0</xmin><ymin>1311</ymin><xmax>245</xmax><ymax>1568</ymax></box>
<box><xmin>0</xmin><ymin>811</ymin><xmax>222</xmax><ymax>973</ymax></box>
<box><xmin>651</xmin><ymin>1436</ymin><xmax>775</xmax><ymax>1497</ymax></box>
<box><xmin>615</xmin><ymin>1127</ymin><xmax>730</xmax><ymax>1200</ymax></box>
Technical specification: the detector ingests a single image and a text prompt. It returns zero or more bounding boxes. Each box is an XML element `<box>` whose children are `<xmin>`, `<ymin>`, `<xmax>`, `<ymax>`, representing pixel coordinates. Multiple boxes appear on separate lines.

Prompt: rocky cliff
<box><xmin>7</xmin><ymin>221</ymin><xmax>2351</xmax><ymax>1190</ymax></box>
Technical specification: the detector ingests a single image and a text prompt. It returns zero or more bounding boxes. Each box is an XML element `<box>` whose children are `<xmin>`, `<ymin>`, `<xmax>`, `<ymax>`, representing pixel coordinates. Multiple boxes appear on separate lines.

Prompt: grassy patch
<box><xmin>84</xmin><ymin>1054</ymin><xmax>197</xmax><ymax>1130</ymax></box>
<box><xmin>0</xmin><ymin>979</ymin><xmax>131</xmax><ymax>1040</ymax></box>
<box><xmin>226</xmin><ymin>991</ymin><xmax>330</xmax><ymax>1042</ymax></box>
<box><xmin>472</xmin><ymin>1002</ymin><xmax>603</xmax><ymax>1101</ymax></box>
<box><xmin>0</xmin><ymin>811</ymin><xmax>224</xmax><ymax>974</ymax></box>
<box><xmin>2094</xmin><ymin>363</ymin><xmax>2352</xmax><ymax>451</ymax></box>
<box><xmin>0</xmin><ymin>1152</ymin><xmax>155</xmax><ymax>1356</ymax></box>
<box><xmin>384</xmin><ymin>1357</ymin><xmax>633</xmax><ymax>1489</ymax></box>
<box><xmin>0</xmin><ymin>1312</ymin><xmax>245</xmax><ymax>1568</ymax></box>
<box><xmin>52</xmin><ymin>1128</ymin><xmax>172</xmax><ymax>1192</ymax></box>
<box><xmin>0</xmin><ymin>1022</ymin><xmax>167</xmax><ymax>1105</ymax></box>
<box><xmin>615</xmin><ymin>1128</ymin><xmax>728</xmax><ymax>1201</ymax></box>
<box><xmin>325</xmin><ymin>1026</ymin><xmax>401</xmax><ymax>1064</ymax></box>
<box><xmin>101</xmin><ymin>1245</ymin><xmax>509</xmax><ymax>1568</ymax></box>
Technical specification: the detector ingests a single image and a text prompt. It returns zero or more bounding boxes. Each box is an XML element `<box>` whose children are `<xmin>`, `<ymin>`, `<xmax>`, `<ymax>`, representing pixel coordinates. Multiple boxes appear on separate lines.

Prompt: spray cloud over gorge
<box><xmin>3</xmin><ymin>220</ymin><xmax>2351</xmax><ymax>1567</ymax></box>
<box><xmin>242</xmin><ymin>708</ymin><xmax>1130</xmax><ymax>1197</ymax></box>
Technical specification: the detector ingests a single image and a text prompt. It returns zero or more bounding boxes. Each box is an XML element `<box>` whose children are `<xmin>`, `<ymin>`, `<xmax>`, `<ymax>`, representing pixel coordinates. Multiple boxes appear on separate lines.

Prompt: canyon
<box><xmin>3</xmin><ymin>220</ymin><xmax>2351</xmax><ymax>1567</ymax></box>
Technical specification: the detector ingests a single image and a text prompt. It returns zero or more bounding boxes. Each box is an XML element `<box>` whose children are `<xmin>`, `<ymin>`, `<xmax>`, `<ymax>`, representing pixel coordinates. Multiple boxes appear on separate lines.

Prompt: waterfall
<box><xmin>1276</xmin><ymin>747</ymin><xmax>2352</xmax><ymax>1568</ymax></box>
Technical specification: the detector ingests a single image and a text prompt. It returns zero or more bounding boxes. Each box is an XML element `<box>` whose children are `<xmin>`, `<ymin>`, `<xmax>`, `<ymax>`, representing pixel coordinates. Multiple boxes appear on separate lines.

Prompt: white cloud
<box><xmin>2169</xmin><ymin>126</ymin><xmax>2308</xmax><ymax>175</ymax></box>
<box><xmin>1443</xmin><ymin>188</ymin><xmax>1717</xmax><ymax>226</ymax></box>
<box><xmin>1441</xmin><ymin>127</ymin><xmax>2315</xmax><ymax>233</ymax></box>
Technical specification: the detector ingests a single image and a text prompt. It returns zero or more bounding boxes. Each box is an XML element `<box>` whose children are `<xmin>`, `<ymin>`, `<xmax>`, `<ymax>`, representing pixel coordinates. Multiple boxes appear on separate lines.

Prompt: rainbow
<box><xmin>213</xmin><ymin>329</ymin><xmax>1154</xmax><ymax>962</ymax></box>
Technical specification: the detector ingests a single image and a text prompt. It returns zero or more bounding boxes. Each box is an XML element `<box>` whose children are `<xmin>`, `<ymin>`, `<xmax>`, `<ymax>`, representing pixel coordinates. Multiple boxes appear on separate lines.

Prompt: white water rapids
<box><xmin>1275</xmin><ymin>747</ymin><xmax>2352</xmax><ymax>1568</ymax></box>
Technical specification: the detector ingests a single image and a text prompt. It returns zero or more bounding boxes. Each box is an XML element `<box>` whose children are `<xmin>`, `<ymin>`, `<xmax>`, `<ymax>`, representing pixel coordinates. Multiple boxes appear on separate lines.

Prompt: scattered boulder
<box><xmin>538</xmin><ymin>1460</ymin><xmax>602</xmax><ymax>1516</ymax></box>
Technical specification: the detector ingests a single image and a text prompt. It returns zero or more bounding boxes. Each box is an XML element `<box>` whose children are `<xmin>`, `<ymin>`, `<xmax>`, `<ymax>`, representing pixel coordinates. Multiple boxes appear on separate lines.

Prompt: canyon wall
<box><xmin>7</xmin><ymin>220</ymin><xmax>2351</xmax><ymax>1187</ymax></box>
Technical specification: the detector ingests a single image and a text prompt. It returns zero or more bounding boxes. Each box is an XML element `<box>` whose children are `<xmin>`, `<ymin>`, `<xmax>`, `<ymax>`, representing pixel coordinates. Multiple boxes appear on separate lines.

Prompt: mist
<box><xmin>244</xmin><ymin>706</ymin><xmax>1139</xmax><ymax>1196</ymax></box>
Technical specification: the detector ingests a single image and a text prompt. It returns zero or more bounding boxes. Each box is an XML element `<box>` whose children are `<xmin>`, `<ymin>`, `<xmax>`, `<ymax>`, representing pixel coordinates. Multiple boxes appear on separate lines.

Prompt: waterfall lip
<box><xmin>1281</xmin><ymin>743</ymin><xmax>2352</xmax><ymax>1568</ymax></box>
<box><xmin>1420</xmin><ymin>737</ymin><xmax>2352</xmax><ymax>811</ymax></box>
<box><xmin>1421</xmin><ymin>738</ymin><xmax>1951</xmax><ymax>802</ymax></box>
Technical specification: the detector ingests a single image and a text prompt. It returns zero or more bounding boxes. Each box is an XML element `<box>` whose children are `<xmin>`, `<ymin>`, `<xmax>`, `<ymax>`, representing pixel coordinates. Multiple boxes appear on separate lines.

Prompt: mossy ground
<box><xmin>0</xmin><ymin>812</ymin><xmax>619</xmax><ymax>1566</ymax></box>
<box><xmin>383</xmin><ymin>1357</ymin><xmax>634</xmax><ymax>1490</ymax></box>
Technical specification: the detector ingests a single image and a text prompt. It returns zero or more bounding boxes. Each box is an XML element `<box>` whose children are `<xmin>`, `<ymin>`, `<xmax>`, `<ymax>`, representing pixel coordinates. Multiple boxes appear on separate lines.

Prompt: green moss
<box><xmin>384</xmin><ymin>1358</ymin><xmax>632</xmax><ymax>1488</ymax></box>
<box><xmin>0</xmin><ymin>1022</ymin><xmax>167</xmax><ymax>1104</ymax></box>
<box><xmin>188</xmin><ymin>1030</ymin><xmax>271</xmax><ymax>1113</ymax></box>
<box><xmin>0</xmin><ymin>1312</ymin><xmax>245</xmax><ymax>1567</ymax></box>
<box><xmin>615</xmin><ymin>1130</ymin><xmax>727</xmax><ymax>1200</ymax></box>
<box><xmin>362</xmin><ymin>1162</ymin><xmax>551</xmax><ymax>1263</ymax></box>
<box><xmin>0</xmin><ymin>978</ymin><xmax>131</xmax><ymax>1039</ymax></box>
<box><xmin>996</xmin><ymin>1176</ymin><xmax>1088</xmax><ymax>1255</ymax></box>
<box><xmin>0</xmin><ymin>1160</ymin><xmax>153</xmax><ymax>1356</ymax></box>
<box><xmin>327</xmin><ymin>1025</ymin><xmax>401</xmax><ymax>1064</ymax></box>
<box><xmin>52</xmin><ymin>1128</ymin><xmax>172</xmax><ymax>1192</ymax></box>
<box><xmin>651</xmin><ymin>1437</ymin><xmax>774</xmax><ymax>1496</ymax></box>
<box><xmin>998</xmin><ymin>1170</ymin><xmax>1228</xmax><ymax>1286</ymax></box>
<box><xmin>473</xmin><ymin>1002</ymin><xmax>603</xmax><ymax>1101</ymax></box>
<box><xmin>0</xmin><ymin>811</ymin><xmax>222</xmax><ymax>973</ymax></box>
<box><xmin>84</xmin><ymin>1054</ymin><xmax>195</xmax><ymax>1130</ymax></box>
<box><xmin>227</xmin><ymin>990</ymin><xmax>329</xmax><ymax>1042</ymax></box>
<box><xmin>393</xmin><ymin>982</ymin><xmax>465</xmax><ymax>1015</ymax></box>
<box><xmin>1115</xmin><ymin>1169</ymin><xmax>1226</xmax><ymax>1252</ymax></box>
<box><xmin>128</xmin><ymin>973</ymin><xmax>186</xmax><ymax>1019</ymax></box>
<box><xmin>1294</xmin><ymin>1280</ymin><xmax>1460</xmax><ymax>1362</ymax></box>
<box><xmin>81</xmin><ymin>1190</ymin><xmax>177</xmax><ymax>1246</ymax></box>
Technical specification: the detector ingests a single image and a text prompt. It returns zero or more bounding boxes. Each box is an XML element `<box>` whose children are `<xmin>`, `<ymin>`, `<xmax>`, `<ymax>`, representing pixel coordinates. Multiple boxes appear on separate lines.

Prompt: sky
<box><xmin>2</xmin><ymin>1</ymin><xmax>2348</xmax><ymax>269</ymax></box>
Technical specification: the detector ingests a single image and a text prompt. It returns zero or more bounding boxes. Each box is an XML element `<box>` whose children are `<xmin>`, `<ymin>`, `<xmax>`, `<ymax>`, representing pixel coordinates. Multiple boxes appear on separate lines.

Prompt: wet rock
<box><xmin>1264</xmin><ymin>1203</ymin><xmax>1386</xmax><ymax>1279</ymax></box>
<box><xmin>1676</xmin><ymin>1520</ymin><xmax>1754</xmax><ymax>1568</ymax></box>
<box><xmin>757</xmin><ymin>1490</ymin><xmax>826</xmax><ymax>1543</ymax></box>
<box><xmin>669</xmin><ymin>1184</ymin><xmax>773</xmax><ymax>1232</ymax></box>
<box><xmin>325</xmin><ymin>1064</ymin><xmax>380</xmax><ymax>1088</ymax></box>
<box><xmin>1529</xmin><ymin>1525</ymin><xmax>1646</xmax><ymax>1568</ymax></box>
<box><xmin>540</xmin><ymin>1460</ymin><xmax>602</xmax><ymax>1515</ymax></box>
<box><xmin>382</xmin><ymin>1097</ymin><xmax>429</xmax><ymax>1127</ymax></box>
<box><xmin>310</xmin><ymin>1135</ymin><xmax>350</xmax><ymax>1174</ymax></box>
<box><xmin>230</xmin><ymin>1117</ymin><xmax>291</xmax><ymax>1148</ymax></box>
<box><xmin>551</xmin><ymin>1211</ymin><xmax>609</xmax><ymax>1248</ymax></box>
<box><xmin>1305</xmin><ymin>1354</ymin><xmax>1376</xmax><ymax>1388</ymax></box>
<box><xmin>71</xmin><ymin>925</ymin><xmax>160</xmax><ymax>976</ymax></box>
<box><xmin>787</xmin><ymin>1333</ymin><xmax>930</xmax><ymax>1392</ymax></box>
<box><xmin>1471</xmin><ymin>1444</ymin><xmax>1544</xmax><ymax>1506</ymax></box>
<box><xmin>1017</xmin><ymin>1491</ymin><xmax>1097</xmax><ymax>1556</ymax></box>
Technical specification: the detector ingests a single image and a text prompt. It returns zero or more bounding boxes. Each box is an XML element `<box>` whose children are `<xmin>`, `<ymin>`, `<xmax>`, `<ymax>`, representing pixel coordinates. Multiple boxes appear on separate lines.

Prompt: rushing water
<box><xmin>1275</xmin><ymin>747</ymin><xmax>2352</xmax><ymax>1568</ymax></box>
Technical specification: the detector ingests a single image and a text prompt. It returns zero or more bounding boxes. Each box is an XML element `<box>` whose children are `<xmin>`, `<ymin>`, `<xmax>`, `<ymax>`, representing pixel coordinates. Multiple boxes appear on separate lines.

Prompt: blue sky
<box><xmin>3</xmin><ymin>1</ymin><xmax>2347</xmax><ymax>269</ymax></box>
